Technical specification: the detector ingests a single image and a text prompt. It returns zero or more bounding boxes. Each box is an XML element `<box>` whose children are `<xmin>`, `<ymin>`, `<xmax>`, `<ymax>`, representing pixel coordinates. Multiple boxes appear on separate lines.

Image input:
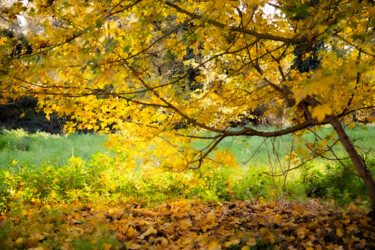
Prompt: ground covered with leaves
<box><xmin>1</xmin><ymin>200</ymin><xmax>374</xmax><ymax>249</ymax></box>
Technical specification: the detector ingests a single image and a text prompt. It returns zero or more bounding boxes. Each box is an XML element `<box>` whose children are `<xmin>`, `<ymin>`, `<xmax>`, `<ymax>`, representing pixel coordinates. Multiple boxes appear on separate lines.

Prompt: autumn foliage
<box><xmin>1</xmin><ymin>0</ymin><xmax>374</xmax><ymax>170</ymax></box>
<box><xmin>0</xmin><ymin>1</ymin><xmax>374</xmax><ymax>157</ymax></box>
<box><xmin>1</xmin><ymin>0</ymin><xmax>375</xmax><ymax>247</ymax></box>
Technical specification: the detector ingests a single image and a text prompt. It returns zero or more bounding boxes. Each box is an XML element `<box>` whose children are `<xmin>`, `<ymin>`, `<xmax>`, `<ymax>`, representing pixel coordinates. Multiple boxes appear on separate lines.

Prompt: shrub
<box><xmin>301</xmin><ymin>160</ymin><xmax>374</xmax><ymax>206</ymax></box>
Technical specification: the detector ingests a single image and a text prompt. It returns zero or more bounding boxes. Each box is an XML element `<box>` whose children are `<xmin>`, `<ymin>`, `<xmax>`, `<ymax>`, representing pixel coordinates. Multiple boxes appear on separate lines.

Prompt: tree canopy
<box><xmin>1</xmin><ymin>0</ymin><xmax>375</xmax><ymax>208</ymax></box>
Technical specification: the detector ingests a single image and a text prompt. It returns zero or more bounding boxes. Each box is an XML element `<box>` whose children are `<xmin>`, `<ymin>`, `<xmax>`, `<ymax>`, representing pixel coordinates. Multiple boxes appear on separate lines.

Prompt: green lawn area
<box><xmin>1</xmin><ymin>125</ymin><xmax>374</xmax><ymax>170</ymax></box>
<box><xmin>0</xmin><ymin>129</ymin><xmax>108</xmax><ymax>169</ymax></box>
<box><xmin>203</xmin><ymin>124</ymin><xmax>375</xmax><ymax>167</ymax></box>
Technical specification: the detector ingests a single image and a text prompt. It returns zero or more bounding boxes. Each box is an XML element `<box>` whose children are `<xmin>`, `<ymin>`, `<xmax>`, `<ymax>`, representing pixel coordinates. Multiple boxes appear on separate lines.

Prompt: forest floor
<box><xmin>1</xmin><ymin>199</ymin><xmax>374</xmax><ymax>249</ymax></box>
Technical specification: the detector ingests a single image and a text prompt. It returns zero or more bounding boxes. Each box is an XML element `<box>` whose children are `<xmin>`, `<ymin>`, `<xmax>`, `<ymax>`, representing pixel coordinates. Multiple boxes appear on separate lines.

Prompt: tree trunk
<box><xmin>329</xmin><ymin>116</ymin><xmax>375</xmax><ymax>217</ymax></box>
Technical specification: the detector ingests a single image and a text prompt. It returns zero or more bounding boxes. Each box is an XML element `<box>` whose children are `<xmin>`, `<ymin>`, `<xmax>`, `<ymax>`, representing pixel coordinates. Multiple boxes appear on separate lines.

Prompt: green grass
<box><xmin>1</xmin><ymin>125</ymin><xmax>374</xmax><ymax>171</ymax></box>
<box><xmin>0</xmin><ymin>125</ymin><xmax>374</xmax><ymax>212</ymax></box>
<box><xmin>197</xmin><ymin>125</ymin><xmax>375</xmax><ymax>204</ymax></box>
<box><xmin>0</xmin><ymin>129</ymin><xmax>108</xmax><ymax>170</ymax></box>
<box><xmin>216</xmin><ymin>125</ymin><xmax>375</xmax><ymax>167</ymax></box>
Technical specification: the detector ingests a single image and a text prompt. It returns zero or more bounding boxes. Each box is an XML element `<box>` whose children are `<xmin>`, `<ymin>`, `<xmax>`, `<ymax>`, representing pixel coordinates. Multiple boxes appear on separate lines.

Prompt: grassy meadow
<box><xmin>0</xmin><ymin>129</ymin><xmax>109</xmax><ymax>169</ymax></box>
<box><xmin>2</xmin><ymin>125</ymin><xmax>374</xmax><ymax>170</ymax></box>
<box><xmin>1</xmin><ymin>125</ymin><xmax>374</xmax><ymax>208</ymax></box>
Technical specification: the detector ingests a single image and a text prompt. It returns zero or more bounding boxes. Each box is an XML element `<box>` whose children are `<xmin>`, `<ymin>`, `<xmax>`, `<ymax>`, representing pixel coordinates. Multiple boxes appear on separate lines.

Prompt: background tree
<box><xmin>1</xmin><ymin>0</ymin><xmax>375</xmax><ymax>212</ymax></box>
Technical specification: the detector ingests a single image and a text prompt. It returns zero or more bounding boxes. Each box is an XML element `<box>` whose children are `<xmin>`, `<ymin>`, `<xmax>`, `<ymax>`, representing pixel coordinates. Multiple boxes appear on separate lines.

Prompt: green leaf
<box><xmin>282</xmin><ymin>4</ymin><xmax>310</xmax><ymax>18</ymax></box>
<box><xmin>123</xmin><ymin>45</ymin><xmax>130</xmax><ymax>53</ymax></box>
<box><xmin>95</xmin><ymin>19</ymin><xmax>104</xmax><ymax>28</ymax></box>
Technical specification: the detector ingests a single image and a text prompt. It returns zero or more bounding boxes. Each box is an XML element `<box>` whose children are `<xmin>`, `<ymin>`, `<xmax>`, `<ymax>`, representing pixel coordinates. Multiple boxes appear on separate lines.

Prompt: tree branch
<box><xmin>165</xmin><ymin>1</ymin><xmax>307</xmax><ymax>44</ymax></box>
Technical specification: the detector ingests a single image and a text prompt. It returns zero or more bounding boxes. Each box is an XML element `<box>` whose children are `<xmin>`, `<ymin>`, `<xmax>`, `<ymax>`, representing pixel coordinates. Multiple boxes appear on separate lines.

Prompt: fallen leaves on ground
<box><xmin>1</xmin><ymin>200</ymin><xmax>374</xmax><ymax>249</ymax></box>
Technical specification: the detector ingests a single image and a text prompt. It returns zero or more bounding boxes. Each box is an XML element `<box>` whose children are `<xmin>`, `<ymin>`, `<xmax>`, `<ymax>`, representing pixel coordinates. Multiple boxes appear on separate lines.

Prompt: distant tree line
<box><xmin>0</xmin><ymin>97</ymin><xmax>64</xmax><ymax>134</ymax></box>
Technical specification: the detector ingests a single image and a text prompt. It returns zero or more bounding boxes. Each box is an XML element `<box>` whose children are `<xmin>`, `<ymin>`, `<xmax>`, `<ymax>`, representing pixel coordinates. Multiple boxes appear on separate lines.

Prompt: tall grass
<box><xmin>0</xmin><ymin>129</ymin><xmax>108</xmax><ymax>170</ymax></box>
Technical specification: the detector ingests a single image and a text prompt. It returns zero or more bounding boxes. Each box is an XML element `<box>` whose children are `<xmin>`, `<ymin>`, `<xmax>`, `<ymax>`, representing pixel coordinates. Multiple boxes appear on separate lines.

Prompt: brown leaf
<box><xmin>139</xmin><ymin>226</ymin><xmax>157</xmax><ymax>240</ymax></box>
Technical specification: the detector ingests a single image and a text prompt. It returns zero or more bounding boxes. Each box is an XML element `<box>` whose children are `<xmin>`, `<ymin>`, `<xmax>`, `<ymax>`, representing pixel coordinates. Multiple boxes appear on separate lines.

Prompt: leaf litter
<box><xmin>1</xmin><ymin>200</ymin><xmax>374</xmax><ymax>249</ymax></box>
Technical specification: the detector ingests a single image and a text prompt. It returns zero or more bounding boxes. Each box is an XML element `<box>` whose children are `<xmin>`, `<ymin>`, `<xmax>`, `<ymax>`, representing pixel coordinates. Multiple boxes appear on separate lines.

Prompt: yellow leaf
<box><xmin>336</xmin><ymin>228</ymin><xmax>344</xmax><ymax>237</ymax></box>
<box><xmin>207</xmin><ymin>239</ymin><xmax>221</xmax><ymax>250</ymax></box>
<box><xmin>312</xmin><ymin>104</ymin><xmax>332</xmax><ymax>122</ymax></box>
<box><xmin>103</xmin><ymin>243</ymin><xmax>112</xmax><ymax>250</ymax></box>
<box><xmin>160</xmin><ymin>237</ymin><xmax>168</xmax><ymax>246</ymax></box>
<box><xmin>276</xmin><ymin>99</ymin><xmax>284</xmax><ymax>105</ymax></box>
<box><xmin>247</xmin><ymin>237</ymin><xmax>257</xmax><ymax>246</ymax></box>
<box><xmin>179</xmin><ymin>219</ymin><xmax>192</xmax><ymax>231</ymax></box>
<box><xmin>320</xmin><ymin>139</ymin><xmax>328</xmax><ymax>147</ymax></box>
<box><xmin>127</xmin><ymin>226</ymin><xmax>138</xmax><ymax>238</ymax></box>
<box><xmin>0</xmin><ymin>37</ymin><xmax>8</xmax><ymax>46</ymax></box>
<box><xmin>296</xmin><ymin>227</ymin><xmax>309</xmax><ymax>239</ymax></box>
<box><xmin>15</xmin><ymin>237</ymin><xmax>24</xmax><ymax>245</ymax></box>
<box><xmin>31</xmin><ymin>197</ymin><xmax>40</xmax><ymax>205</ymax></box>
<box><xmin>224</xmin><ymin>239</ymin><xmax>240</xmax><ymax>248</ymax></box>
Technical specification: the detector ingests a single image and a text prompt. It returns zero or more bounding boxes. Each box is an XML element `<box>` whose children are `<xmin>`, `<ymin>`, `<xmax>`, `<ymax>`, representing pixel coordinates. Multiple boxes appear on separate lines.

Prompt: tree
<box><xmin>1</xmin><ymin>0</ymin><xmax>375</xmax><ymax>212</ymax></box>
